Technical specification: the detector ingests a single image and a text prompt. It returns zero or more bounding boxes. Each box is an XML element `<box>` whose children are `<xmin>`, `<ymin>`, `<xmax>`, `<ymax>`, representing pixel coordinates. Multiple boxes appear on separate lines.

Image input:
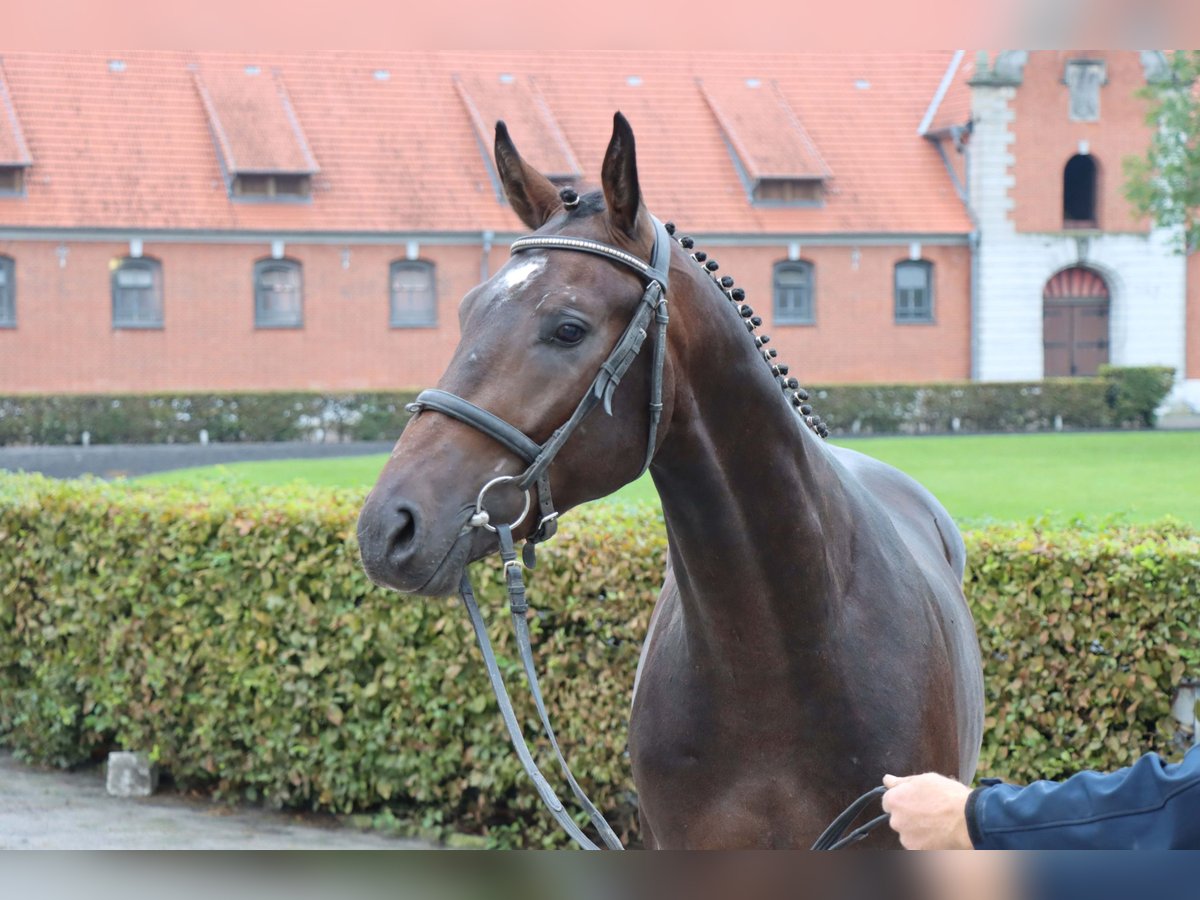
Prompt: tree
<box><xmin>1125</xmin><ymin>51</ymin><xmax>1200</xmax><ymax>253</ymax></box>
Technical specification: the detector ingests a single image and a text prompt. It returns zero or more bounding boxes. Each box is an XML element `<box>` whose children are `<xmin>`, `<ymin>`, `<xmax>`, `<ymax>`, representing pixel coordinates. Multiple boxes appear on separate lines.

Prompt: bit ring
<box><xmin>471</xmin><ymin>475</ymin><xmax>532</xmax><ymax>533</ymax></box>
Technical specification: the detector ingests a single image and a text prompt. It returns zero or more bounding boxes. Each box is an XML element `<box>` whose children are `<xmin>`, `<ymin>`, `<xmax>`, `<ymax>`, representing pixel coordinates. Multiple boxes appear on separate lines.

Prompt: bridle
<box><xmin>407</xmin><ymin>216</ymin><xmax>671</xmax><ymax>558</ymax></box>
<box><xmin>404</xmin><ymin>215</ymin><xmax>672</xmax><ymax>850</ymax></box>
<box><xmin>404</xmin><ymin>214</ymin><xmax>890</xmax><ymax>850</ymax></box>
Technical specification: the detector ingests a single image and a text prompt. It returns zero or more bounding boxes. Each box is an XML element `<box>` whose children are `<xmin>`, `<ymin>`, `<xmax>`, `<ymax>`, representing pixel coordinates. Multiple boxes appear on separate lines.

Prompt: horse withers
<box><xmin>356</xmin><ymin>112</ymin><xmax>984</xmax><ymax>849</ymax></box>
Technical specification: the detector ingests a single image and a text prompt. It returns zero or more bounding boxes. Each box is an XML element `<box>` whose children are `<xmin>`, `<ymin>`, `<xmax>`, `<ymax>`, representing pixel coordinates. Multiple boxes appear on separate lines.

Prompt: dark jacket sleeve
<box><xmin>966</xmin><ymin>745</ymin><xmax>1200</xmax><ymax>849</ymax></box>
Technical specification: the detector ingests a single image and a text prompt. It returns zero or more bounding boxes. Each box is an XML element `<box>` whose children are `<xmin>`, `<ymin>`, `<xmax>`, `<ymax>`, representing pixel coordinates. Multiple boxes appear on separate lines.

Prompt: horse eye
<box><xmin>554</xmin><ymin>322</ymin><xmax>586</xmax><ymax>345</ymax></box>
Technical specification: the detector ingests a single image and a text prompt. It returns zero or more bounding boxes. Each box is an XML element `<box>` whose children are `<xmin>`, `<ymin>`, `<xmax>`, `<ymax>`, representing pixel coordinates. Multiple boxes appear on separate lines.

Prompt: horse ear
<box><xmin>601</xmin><ymin>111</ymin><xmax>644</xmax><ymax>239</ymax></box>
<box><xmin>494</xmin><ymin>121</ymin><xmax>562</xmax><ymax>231</ymax></box>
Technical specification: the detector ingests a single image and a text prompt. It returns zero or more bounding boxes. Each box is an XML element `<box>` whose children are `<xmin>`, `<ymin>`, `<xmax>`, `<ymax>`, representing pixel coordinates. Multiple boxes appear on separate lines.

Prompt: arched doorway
<box><xmin>1043</xmin><ymin>266</ymin><xmax>1110</xmax><ymax>376</ymax></box>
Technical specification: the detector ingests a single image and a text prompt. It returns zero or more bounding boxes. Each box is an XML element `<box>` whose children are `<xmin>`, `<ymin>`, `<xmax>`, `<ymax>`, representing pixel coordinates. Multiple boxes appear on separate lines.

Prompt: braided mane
<box><xmin>665</xmin><ymin>221</ymin><xmax>828</xmax><ymax>439</ymax></box>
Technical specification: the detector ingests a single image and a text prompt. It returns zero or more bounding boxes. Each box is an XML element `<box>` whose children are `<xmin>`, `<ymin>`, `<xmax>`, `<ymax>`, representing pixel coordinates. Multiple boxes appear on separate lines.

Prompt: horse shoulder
<box><xmin>827</xmin><ymin>444</ymin><xmax>966</xmax><ymax>579</ymax></box>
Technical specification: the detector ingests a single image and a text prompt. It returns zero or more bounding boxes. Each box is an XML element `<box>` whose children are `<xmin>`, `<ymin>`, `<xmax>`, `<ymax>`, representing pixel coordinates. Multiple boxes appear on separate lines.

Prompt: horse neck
<box><xmin>649</xmin><ymin>261</ymin><xmax>856</xmax><ymax>661</ymax></box>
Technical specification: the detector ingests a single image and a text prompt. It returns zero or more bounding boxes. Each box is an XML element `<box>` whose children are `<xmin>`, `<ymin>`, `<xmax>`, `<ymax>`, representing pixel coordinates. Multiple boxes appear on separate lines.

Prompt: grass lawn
<box><xmin>136</xmin><ymin>430</ymin><xmax>1200</xmax><ymax>526</ymax></box>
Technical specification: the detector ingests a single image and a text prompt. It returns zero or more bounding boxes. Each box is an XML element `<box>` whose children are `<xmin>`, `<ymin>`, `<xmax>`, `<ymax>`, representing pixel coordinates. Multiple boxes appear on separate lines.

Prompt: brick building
<box><xmin>0</xmin><ymin>51</ymin><xmax>1195</xmax><ymax>407</ymax></box>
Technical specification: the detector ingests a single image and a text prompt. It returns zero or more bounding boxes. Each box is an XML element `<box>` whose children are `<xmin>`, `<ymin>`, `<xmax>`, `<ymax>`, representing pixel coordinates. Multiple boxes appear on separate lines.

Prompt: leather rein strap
<box><xmin>404</xmin><ymin>217</ymin><xmax>672</xmax><ymax>850</ymax></box>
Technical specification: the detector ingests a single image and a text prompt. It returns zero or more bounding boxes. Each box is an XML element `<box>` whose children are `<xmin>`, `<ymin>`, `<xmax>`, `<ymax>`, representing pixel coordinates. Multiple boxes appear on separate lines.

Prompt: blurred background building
<box><xmin>0</xmin><ymin>50</ymin><xmax>1194</xmax><ymax>408</ymax></box>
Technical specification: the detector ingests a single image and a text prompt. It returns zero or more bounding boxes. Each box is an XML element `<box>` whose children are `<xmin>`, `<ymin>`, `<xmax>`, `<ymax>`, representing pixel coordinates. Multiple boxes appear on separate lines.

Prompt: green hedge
<box><xmin>1</xmin><ymin>474</ymin><xmax>1197</xmax><ymax>847</ymax></box>
<box><xmin>0</xmin><ymin>392</ymin><xmax>420</xmax><ymax>446</ymax></box>
<box><xmin>811</xmin><ymin>366</ymin><xmax>1176</xmax><ymax>435</ymax></box>
<box><xmin>0</xmin><ymin>368</ymin><xmax>1174</xmax><ymax>446</ymax></box>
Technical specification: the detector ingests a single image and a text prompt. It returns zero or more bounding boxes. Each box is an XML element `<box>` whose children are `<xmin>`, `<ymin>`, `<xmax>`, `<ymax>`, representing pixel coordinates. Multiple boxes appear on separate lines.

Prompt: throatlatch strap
<box><xmin>457</xmin><ymin>573</ymin><xmax>599</xmax><ymax>850</ymax></box>
<box><xmin>497</xmin><ymin>526</ymin><xmax>624</xmax><ymax>850</ymax></box>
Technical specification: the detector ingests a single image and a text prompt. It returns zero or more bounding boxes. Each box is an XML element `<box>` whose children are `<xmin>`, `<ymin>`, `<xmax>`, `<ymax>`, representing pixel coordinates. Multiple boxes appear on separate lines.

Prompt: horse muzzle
<box><xmin>356</xmin><ymin>478</ymin><xmax>528</xmax><ymax>597</ymax></box>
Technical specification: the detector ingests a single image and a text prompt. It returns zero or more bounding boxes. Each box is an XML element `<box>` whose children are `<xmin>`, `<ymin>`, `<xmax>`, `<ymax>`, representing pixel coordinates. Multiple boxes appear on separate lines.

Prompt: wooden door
<box><xmin>1043</xmin><ymin>299</ymin><xmax>1109</xmax><ymax>376</ymax></box>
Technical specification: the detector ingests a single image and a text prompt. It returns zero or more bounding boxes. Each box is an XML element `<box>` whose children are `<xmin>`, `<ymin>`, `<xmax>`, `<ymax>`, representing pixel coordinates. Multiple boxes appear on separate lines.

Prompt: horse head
<box><xmin>358</xmin><ymin>113</ymin><xmax>676</xmax><ymax>596</ymax></box>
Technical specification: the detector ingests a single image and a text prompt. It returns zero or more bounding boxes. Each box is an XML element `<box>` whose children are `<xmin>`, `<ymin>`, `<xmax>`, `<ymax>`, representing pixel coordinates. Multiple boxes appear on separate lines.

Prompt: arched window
<box><xmin>112</xmin><ymin>257</ymin><xmax>163</xmax><ymax>328</ymax></box>
<box><xmin>390</xmin><ymin>260</ymin><xmax>437</xmax><ymax>327</ymax></box>
<box><xmin>0</xmin><ymin>256</ymin><xmax>13</xmax><ymax>327</ymax></box>
<box><xmin>894</xmin><ymin>260</ymin><xmax>934</xmax><ymax>323</ymax></box>
<box><xmin>1063</xmin><ymin>154</ymin><xmax>1098</xmax><ymax>227</ymax></box>
<box><xmin>254</xmin><ymin>258</ymin><xmax>303</xmax><ymax>328</ymax></box>
<box><xmin>773</xmin><ymin>261</ymin><xmax>815</xmax><ymax>325</ymax></box>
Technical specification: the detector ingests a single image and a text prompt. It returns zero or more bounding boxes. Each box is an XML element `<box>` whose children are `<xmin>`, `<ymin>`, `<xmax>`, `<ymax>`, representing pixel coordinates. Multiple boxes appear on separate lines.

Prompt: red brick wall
<box><xmin>1010</xmin><ymin>51</ymin><xmax>1153</xmax><ymax>235</ymax></box>
<box><xmin>0</xmin><ymin>238</ymin><xmax>971</xmax><ymax>393</ymax></box>
<box><xmin>0</xmin><ymin>240</ymin><xmax>507</xmax><ymax>393</ymax></box>
<box><xmin>720</xmin><ymin>243</ymin><xmax>972</xmax><ymax>382</ymax></box>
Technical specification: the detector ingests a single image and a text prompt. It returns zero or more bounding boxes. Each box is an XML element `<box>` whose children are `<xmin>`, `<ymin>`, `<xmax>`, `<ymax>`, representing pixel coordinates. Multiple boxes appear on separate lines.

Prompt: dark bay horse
<box><xmin>357</xmin><ymin>113</ymin><xmax>984</xmax><ymax>849</ymax></box>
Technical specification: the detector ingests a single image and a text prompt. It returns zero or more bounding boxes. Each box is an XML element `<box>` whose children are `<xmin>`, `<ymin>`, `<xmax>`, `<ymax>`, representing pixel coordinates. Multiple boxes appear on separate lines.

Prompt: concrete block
<box><xmin>106</xmin><ymin>751</ymin><xmax>159</xmax><ymax>797</ymax></box>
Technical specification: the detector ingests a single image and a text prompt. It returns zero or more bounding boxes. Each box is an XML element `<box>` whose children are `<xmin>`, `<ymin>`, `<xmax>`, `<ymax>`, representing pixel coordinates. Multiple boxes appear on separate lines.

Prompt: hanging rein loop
<box><xmin>810</xmin><ymin>786</ymin><xmax>891</xmax><ymax>850</ymax></box>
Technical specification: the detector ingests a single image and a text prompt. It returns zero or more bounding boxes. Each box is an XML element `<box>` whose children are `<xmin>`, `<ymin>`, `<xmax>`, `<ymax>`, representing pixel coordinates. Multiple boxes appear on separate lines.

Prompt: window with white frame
<box><xmin>773</xmin><ymin>260</ymin><xmax>815</xmax><ymax>324</ymax></box>
<box><xmin>390</xmin><ymin>260</ymin><xmax>437</xmax><ymax>327</ymax></box>
<box><xmin>112</xmin><ymin>257</ymin><xmax>163</xmax><ymax>328</ymax></box>
<box><xmin>894</xmin><ymin>260</ymin><xmax>934</xmax><ymax>323</ymax></box>
<box><xmin>254</xmin><ymin>258</ymin><xmax>303</xmax><ymax>328</ymax></box>
<box><xmin>0</xmin><ymin>256</ymin><xmax>13</xmax><ymax>326</ymax></box>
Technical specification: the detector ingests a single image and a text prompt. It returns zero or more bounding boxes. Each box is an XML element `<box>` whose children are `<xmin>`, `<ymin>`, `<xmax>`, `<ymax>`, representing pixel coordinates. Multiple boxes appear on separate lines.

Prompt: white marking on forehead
<box><xmin>535</xmin><ymin>287</ymin><xmax>576</xmax><ymax>311</ymax></box>
<box><xmin>499</xmin><ymin>257</ymin><xmax>546</xmax><ymax>293</ymax></box>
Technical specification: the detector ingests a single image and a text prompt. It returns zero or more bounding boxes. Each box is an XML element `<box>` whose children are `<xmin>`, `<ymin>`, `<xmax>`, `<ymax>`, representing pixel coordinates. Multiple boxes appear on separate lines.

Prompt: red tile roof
<box><xmin>455</xmin><ymin>72</ymin><xmax>580</xmax><ymax>183</ymax></box>
<box><xmin>0</xmin><ymin>60</ymin><xmax>32</xmax><ymax>167</ymax></box>
<box><xmin>699</xmin><ymin>77</ymin><xmax>831</xmax><ymax>180</ymax></box>
<box><xmin>0</xmin><ymin>51</ymin><xmax>971</xmax><ymax>235</ymax></box>
<box><xmin>920</xmin><ymin>51</ymin><xmax>974</xmax><ymax>135</ymax></box>
<box><xmin>192</xmin><ymin>63</ymin><xmax>318</xmax><ymax>175</ymax></box>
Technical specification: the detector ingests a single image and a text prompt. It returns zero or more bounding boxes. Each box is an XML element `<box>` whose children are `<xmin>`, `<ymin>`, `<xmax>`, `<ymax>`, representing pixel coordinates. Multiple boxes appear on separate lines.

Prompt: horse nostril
<box><xmin>390</xmin><ymin>504</ymin><xmax>419</xmax><ymax>557</ymax></box>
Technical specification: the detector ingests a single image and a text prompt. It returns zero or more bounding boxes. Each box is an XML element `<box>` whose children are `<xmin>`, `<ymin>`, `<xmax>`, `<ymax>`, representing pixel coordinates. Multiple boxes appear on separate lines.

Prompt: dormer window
<box><xmin>699</xmin><ymin>78</ymin><xmax>831</xmax><ymax>209</ymax></box>
<box><xmin>192</xmin><ymin>65</ymin><xmax>319</xmax><ymax>205</ymax></box>
<box><xmin>0</xmin><ymin>65</ymin><xmax>32</xmax><ymax>194</ymax></box>
<box><xmin>754</xmin><ymin>178</ymin><xmax>823</xmax><ymax>205</ymax></box>
<box><xmin>0</xmin><ymin>165</ymin><xmax>25</xmax><ymax>195</ymax></box>
<box><xmin>233</xmin><ymin>173</ymin><xmax>311</xmax><ymax>199</ymax></box>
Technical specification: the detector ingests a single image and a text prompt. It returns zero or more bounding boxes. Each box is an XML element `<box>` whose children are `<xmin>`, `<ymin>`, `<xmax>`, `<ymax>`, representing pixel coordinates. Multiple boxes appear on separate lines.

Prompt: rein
<box><xmin>405</xmin><ymin>214</ymin><xmax>886</xmax><ymax>850</ymax></box>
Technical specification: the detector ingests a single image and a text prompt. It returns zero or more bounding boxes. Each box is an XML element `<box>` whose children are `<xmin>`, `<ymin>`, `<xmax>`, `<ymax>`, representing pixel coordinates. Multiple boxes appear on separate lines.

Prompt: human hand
<box><xmin>881</xmin><ymin>772</ymin><xmax>974</xmax><ymax>850</ymax></box>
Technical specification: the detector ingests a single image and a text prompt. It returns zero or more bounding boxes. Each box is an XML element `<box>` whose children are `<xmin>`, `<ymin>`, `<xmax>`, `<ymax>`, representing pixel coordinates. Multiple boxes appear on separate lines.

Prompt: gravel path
<box><xmin>0</xmin><ymin>752</ymin><xmax>436</xmax><ymax>850</ymax></box>
<box><xmin>0</xmin><ymin>441</ymin><xmax>393</xmax><ymax>480</ymax></box>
